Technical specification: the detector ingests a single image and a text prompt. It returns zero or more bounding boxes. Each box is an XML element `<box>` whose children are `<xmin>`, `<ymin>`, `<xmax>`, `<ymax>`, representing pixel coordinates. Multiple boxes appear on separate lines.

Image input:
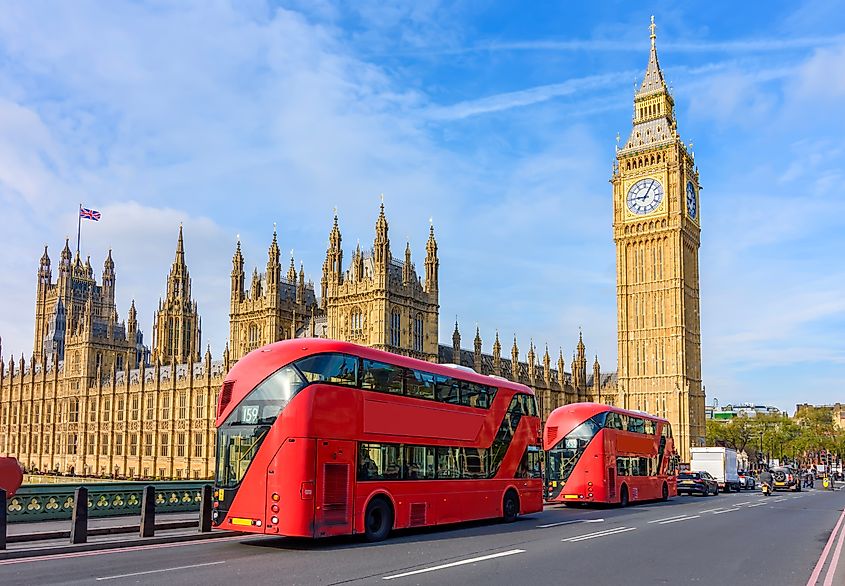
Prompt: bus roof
<box><xmin>545</xmin><ymin>402</ymin><xmax>669</xmax><ymax>431</ymax></box>
<box><xmin>222</xmin><ymin>338</ymin><xmax>534</xmax><ymax>419</ymax></box>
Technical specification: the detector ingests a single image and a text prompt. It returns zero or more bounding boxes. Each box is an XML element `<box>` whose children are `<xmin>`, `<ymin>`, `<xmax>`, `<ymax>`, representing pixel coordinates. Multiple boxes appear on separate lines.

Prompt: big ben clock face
<box><xmin>686</xmin><ymin>181</ymin><xmax>698</xmax><ymax>219</ymax></box>
<box><xmin>626</xmin><ymin>178</ymin><xmax>664</xmax><ymax>215</ymax></box>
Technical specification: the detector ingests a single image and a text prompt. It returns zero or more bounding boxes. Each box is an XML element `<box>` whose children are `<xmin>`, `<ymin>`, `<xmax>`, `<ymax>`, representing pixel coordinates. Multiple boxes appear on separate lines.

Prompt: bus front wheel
<box><xmin>503</xmin><ymin>490</ymin><xmax>520</xmax><ymax>523</ymax></box>
<box><xmin>363</xmin><ymin>497</ymin><xmax>393</xmax><ymax>542</ymax></box>
<box><xmin>661</xmin><ymin>483</ymin><xmax>669</xmax><ymax>502</ymax></box>
<box><xmin>619</xmin><ymin>485</ymin><xmax>629</xmax><ymax>507</ymax></box>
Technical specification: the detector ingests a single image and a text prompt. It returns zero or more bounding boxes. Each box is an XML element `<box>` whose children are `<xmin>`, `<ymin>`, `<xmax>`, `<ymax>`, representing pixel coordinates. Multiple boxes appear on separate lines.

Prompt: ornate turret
<box><xmin>38</xmin><ymin>245</ymin><xmax>51</xmax><ymax>286</ymax></box>
<box><xmin>287</xmin><ymin>255</ymin><xmax>297</xmax><ymax>284</ymax></box>
<box><xmin>231</xmin><ymin>238</ymin><xmax>244</xmax><ymax>303</ymax></box>
<box><xmin>492</xmin><ymin>331</ymin><xmax>502</xmax><ymax>375</ymax></box>
<box><xmin>153</xmin><ymin>226</ymin><xmax>201</xmax><ymax>365</ymax></box>
<box><xmin>527</xmin><ymin>340</ymin><xmax>536</xmax><ymax>382</ymax></box>
<box><xmin>474</xmin><ymin>327</ymin><xmax>482</xmax><ymax>372</ymax></box>
<box><xmin>59</xmin><ymin>238</ymin><xmax>72</xmax><ymax>274</ymax></box>
<box><xmin>297</xmin><ymin>262</ymin><xmax>305</xmax><ymax>304</ymax></box>
<box><xmin>266</xmin><ymin>225</ymin><xmax>280</xmax><ymax>293</ymax></box>
<box><xmin>511</xmin><ymin>336</ymin><xmax>519</xmax><ymax>380</ymax></box>
<box><xmin>326</xmin><ymin>212</ymin><xmax>343</xmax><ymax>285</ymax></box>
<box><xmin>127</xmin><ymin>299</ymin><xmax>138</xmax><ymax>337</ymax></box>
<box><xmin>543</xmin><ymin>344</ymin><xmax>551</xmax><ymax>383</ymax></box>
<box><xmin>424</xmin><ymin>221</ymin><xmax>438</xmax><ymax>293</ymax></box>
<box><xmin>373</xmin><ymin>201</ymin><xmax>390</xmax><ymax>273</ymax></box>
<box><xmin>452</xmin><ymin>320</ymin><xmax>461</xmax><ymax>364</ymax></box>
<box><xmin>403</xmin><ymin>242</ymin><xmax>413</xmax><ymax>285</ymax></box>
<box><xmin>593</xmin><ymin>355</ymin><xmax>602</xmax><ymax>394</ymax></box>
<box><xmin>102</xmin><ymin>249</ymin><xmax>115</xmax><ymax>302</ymax></box>
<box><xmin>251</xmin><ymin>267</ymin><xmax>262</xmax><ymax>299</ymax></box>
<box><xmin>557</xmin><ymin>349</ymin><xmax>566</xmax><ymax>387</ymax></box>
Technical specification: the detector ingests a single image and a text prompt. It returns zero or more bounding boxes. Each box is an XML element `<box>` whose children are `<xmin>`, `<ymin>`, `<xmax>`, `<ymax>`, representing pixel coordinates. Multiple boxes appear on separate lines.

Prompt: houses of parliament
<box><xmin>0</xmin><ymin>21</ymin><xmax>705</xmax><ymax>479</ymax></box>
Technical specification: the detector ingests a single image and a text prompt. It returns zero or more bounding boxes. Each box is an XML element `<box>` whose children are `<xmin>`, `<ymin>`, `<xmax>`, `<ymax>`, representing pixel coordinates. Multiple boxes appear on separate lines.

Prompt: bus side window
<box><xmin>628</xmin><ymin>417</ymin><xmax>645</xmax><ymax>434</ymax></box>
<box><xmin>605</xmin><ymin>412</ymin><xmax>623</xmax><ymax>430</ymax></box>
<box><xmin>462</xmin><ymin>448</ymin><xmax>489</xmax><ymax>478</ymax></box>
<box><xmin>295</xmin><ymin>353</ymin><xmax>358</xmax><ymax>387</ymax></box>
<box><xmin>460</xmin><ymin>382</ymin><xmax>489</xmax><ymax>409</ymax></box>
<box><xmin>644</xmin><ymin>420</ymin><xmax>656</xmax><ymax>435</ymax></box>
<box><xmin>405</xmin><ymin>370</ymin><xmax>436</xmax><ymax>400</ymax></box>
<box><xmin>404</xmin><ymin>445</ymin><xmax>435</xmax><ymax>479</ymax></box>
<box><xmin>436</xmin><ymin>447</ymin><xmax>461</xmax><ymax>479</ymax></box>
<box><xmin>361</xmin><ymin>359</ymin><xmax>404</xmax><ymax>395</ymax></box>
<box><xmin>434</xmin><ymin>375</ymin><xmax>460</xmax><ymax>404</ymax></box>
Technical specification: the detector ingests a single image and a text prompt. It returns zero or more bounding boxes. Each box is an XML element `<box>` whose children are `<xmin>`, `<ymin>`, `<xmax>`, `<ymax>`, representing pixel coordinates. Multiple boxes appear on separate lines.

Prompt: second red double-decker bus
<box><xmin>544</xmin><ymin>403</ymin><xmax>678</xmax><ymax>506</ymax></box>
<box><xmin>213</xmin><ymin>339</ymin><xmax>543</xmax><ymax>541</ymax></box>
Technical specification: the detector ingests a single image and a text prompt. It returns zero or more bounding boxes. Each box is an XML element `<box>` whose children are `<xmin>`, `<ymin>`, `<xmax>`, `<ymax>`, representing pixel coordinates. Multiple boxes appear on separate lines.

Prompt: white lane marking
<box><xmin>382</xmin><ymin>549</ymin><xmax>525</xmax><ymax>580</ymax></box>
<box><xmin>773</xmin><ymin>497</ymin><xmax>788</xmax><ymax>502</ymax></box>
<box><xmin>747</xmin><ymin>502</ymin><xmax>766</xmax><ymax>507</ymax></box>
<box><xmin>96</xmin><ymin>561</ymin><xmax>226</xmax><ymax>581</ymax></box>
<box><xmin>658</xmin><ymin>515</ymin><xmax>700</xmax><ymax>525</ymax></box>
<box><xmin>713</xmin><ymin>508</ymin><xmax>739</xmax><ymax>515</ymax></box>
<box><xmin>648</xmin><ymin>514</ymin><xmax>691</xmax><ymax>524</ymax></box>
<box><xmin>699</xmin><ymin>508</ymin><xmax>722</xmax><ymax>513</ymax></box>
<box><xmin>537</xmin><ymin>518</ymin><xmax>604</xmax><ymax>528</ymax></box>
<box><xmin>563</xmin><ymin>527</ymin><xmax>636</xmax><ymax>542</ymax></box>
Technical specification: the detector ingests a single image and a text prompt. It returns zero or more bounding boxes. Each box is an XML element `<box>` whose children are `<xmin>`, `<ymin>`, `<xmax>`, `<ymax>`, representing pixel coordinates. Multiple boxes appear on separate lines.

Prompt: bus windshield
<box><xmin>547</xmin><ymin>412</ymin><xmax>607</xmax><ymax>484</ymax></box>
<box><xmin>215</xmin><ymin>365</ymin><xmax>306</xmax><ymax>488</ymax></box>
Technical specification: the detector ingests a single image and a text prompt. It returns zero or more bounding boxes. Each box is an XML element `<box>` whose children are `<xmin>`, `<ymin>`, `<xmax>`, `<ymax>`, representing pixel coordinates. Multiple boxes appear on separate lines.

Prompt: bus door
<box><xmin>315</xmin><ymin>439</ymin><xmax>355</xmax><ymax>537</ymax></box>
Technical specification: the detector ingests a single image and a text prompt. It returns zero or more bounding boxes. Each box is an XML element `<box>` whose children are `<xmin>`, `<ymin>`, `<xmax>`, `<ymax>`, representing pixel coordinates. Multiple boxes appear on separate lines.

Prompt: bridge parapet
<box><xmin>5</xmin><ymin>481</ymin><xmax>206</xmax><ymax>523</ymax></box>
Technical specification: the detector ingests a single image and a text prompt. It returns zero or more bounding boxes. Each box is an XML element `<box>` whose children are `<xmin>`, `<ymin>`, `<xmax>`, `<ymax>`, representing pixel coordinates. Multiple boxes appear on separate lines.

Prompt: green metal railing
<box><xmin>6</xmin><ymin>482</ymin><xmax>207</xmax><ymax>523</ymax></box>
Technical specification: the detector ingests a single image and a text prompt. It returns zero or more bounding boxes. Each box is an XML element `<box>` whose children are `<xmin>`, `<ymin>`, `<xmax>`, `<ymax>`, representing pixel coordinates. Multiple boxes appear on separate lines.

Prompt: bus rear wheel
<box><xmin>661</xmin><ymin>482</ymin><xmax>669</xmax><ymax>502</ymax></box>
<box><xmin>502</xmin><ymin>490</ymin><xmax>519</xmax><ymax>523</ymax></box>
<box><xmin>363</xmin><ymin>497</ymin><xmax>393</xmax><ymax>542</ymax></box>
<box><xmin>619</xmin><ymin>485</ymin><xmax>629</xmax><ymax>507</ymax></box>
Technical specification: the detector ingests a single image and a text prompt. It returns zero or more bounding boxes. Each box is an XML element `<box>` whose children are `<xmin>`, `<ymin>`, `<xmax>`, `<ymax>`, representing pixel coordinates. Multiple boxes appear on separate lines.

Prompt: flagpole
<box><xmin>77</xmin><ymin>203</ymin><xmax>82</xmax><ymax>255</ymax></box>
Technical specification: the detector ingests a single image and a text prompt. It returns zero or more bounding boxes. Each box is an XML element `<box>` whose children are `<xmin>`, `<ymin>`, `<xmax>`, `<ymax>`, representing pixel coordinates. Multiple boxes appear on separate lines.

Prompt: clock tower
<box><xmin>611</xmin><ymin>18</ymin><xmax>705</xmax><ymax>461</ymax></box>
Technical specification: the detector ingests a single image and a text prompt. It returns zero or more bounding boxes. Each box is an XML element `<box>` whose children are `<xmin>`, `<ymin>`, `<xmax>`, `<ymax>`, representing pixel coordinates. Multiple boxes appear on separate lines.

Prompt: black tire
<box><xmin>661</xmin><ymin>483</ymin><xmax>669</xmax><ymax>502</ymax></box>
<box><xmin>363</xmin><ymin>497</ymin><xmax>393</xmax><ymax>542</ymax></box>
<box><xmin>503</xmin><ymin>490</ymin><xmax>519</xmax><ymax>523</ymax></box>
<box><xmin>714</xmin><ymin>486</ymin><xmax>719</xmax><ymax>496</ymax></box>
<box><xmin>619</xmin><ymin>485</ymin><xmax>629</xmax><ymax>507</ymax></box>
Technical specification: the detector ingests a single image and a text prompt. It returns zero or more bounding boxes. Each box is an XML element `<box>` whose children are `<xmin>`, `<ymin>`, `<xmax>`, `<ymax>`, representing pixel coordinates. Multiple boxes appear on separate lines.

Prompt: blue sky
<box><xmin>0</xmin><ymin>1</ymin><xmax>843</xmax><ymax>412</ymax></box>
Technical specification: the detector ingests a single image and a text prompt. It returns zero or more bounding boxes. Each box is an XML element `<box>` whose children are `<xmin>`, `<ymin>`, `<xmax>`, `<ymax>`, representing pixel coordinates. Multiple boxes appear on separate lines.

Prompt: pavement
<box><xmin>1</xmin><ymin>486</ymin><xmax>843</xmax><ymax>585</ymax></box>
<box><xmin>2</xmin><ymin>512</ymin><xmax>226</xmax><ymax>557</ymax></box>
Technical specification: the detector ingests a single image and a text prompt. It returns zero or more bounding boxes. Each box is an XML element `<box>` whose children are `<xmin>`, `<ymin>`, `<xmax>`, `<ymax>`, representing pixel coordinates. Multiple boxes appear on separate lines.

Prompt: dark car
<box><xmin>677</xmin><ymin>471</ymin><xmax>719</xmax><ymax>496</ymax></box>
<box><xmin>772</xmin><ymin>466</ymin><xmax>801</xmax><ymax>492</ymax></box>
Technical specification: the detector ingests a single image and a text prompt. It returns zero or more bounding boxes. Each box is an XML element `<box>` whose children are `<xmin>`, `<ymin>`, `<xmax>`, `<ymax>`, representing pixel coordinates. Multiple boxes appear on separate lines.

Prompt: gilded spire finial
<box><xmin>650</xmin><ymin>15</ymin><xmax>656</xmax><ymax>46</ymax></box>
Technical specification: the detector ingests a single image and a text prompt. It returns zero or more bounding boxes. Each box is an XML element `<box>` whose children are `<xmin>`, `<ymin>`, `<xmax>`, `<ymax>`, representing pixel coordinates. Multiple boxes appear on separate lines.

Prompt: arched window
<box><xmin>413</xmin><ymin>314</ymin><xmax>424</xmax><ymax>352</ymax></box>
<box><xmin>351</xmin><ymin>308</ymin><xmax>363</xmax><ymax>337</ymax></box>
<box><xmin>390</xmin><ymin>310</ymin><xmax>401</xmax><ymax>348</ymax></box>
<box><xmin>248</xmin><ymin>323</ymin><xmax>260</xmax><ymax>351</ymax></box>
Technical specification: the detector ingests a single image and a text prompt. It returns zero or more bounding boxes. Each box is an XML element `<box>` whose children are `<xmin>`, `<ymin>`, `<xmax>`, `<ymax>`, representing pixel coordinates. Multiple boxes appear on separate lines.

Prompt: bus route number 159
<box><xmin>241</xmin><ymin>405</ymin><xmax>259</xmax><ymax>424</ymax></box>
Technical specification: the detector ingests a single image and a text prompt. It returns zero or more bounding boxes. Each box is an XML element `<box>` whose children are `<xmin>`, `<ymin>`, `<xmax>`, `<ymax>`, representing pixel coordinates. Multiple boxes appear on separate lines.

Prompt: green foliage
<box><xmin>706</xmin><ymin>410</ymin><xmax>845</xmax><ymax>465</ymax></box>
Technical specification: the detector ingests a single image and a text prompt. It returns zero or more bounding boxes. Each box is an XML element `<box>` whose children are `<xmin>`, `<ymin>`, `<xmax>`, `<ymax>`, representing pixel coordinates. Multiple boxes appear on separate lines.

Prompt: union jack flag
<box><xmin>79</xmin><ymin>207</ymin><xmax>101</xmax><ymax>221</ymax></box>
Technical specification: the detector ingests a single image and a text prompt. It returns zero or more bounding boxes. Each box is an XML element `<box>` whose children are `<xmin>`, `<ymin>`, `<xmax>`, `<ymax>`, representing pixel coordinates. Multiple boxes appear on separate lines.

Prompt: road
<box><xmin>1</xmin><ymin>487</ymin><xmax>843</xmax><ymax>585</ymax></box>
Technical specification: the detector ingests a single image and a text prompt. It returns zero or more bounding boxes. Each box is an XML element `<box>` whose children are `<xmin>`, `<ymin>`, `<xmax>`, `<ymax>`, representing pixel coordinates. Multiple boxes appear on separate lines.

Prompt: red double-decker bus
<box><xmin>212</xmin><ymin>339</ymin><xmax>543</xmax><ymax>541</ymax></box>
<box><xmin>544</xmin><ymin>403</ymin><xmax>678</xmax><ymax>506</ymax></box>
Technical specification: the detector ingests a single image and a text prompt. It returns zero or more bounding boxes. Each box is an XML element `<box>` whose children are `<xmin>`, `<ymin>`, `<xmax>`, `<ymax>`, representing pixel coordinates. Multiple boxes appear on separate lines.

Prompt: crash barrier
<box><xmin>3</xmin><ymin>481</ymin><xmax>207</xmax><ymax>523</ymax></box>
<box><xmin>1</xmin><ymin>483</ymin><xmax>214</xmax><ymax>550</ymax></box>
